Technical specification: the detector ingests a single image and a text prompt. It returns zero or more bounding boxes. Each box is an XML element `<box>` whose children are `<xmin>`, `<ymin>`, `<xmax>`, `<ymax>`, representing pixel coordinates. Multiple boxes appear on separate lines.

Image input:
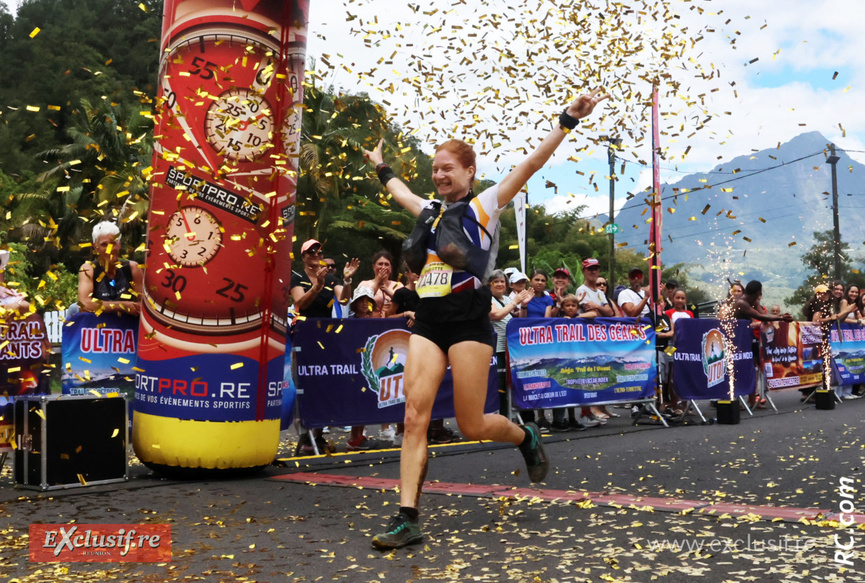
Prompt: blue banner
<box><xmin>293</xmin><ymin>319</ymin><xmax>498</xmax><ymax>428</ymax></box>
<box><xmin>672</xmin><ymin>318</ymin><xmax>756</xmax><ymax>400</ymax></box>
<box><xmin>506</xmin><ymin>317</ymin><xmax>657</xmax><ymax>409</ymax></box>
<box><xmin>134</xmin><ymin>350</ymin><xmax>283</xmax><ymax>423</ymax></box>
<box><xmin>831</xmin><ymin>322</ymin><xmax>865</xmax><ymax>386</ymax></box>
<box><xmin>281</xmin><ymin>325</ymin><xmax>297</xmax><ymax>430</ymax></box>
<box><xmin>0</xmin><ymin>313</ymin><xmax>50</xmax><ymax>397</ymax></box>
<box><xmin>62</xmin><ymin>312</ymin><xmax>138</xmax><ymax>396</ymax></box>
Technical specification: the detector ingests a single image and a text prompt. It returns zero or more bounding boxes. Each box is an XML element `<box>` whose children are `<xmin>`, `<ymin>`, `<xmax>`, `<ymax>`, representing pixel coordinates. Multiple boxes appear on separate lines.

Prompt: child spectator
<box><xmin>347</xmin><ymin>287</ymin><xmax>387</xmax><ymax>451</ymax></box>
<box><xmin>551</xmin><ymin>293</ymin><xmax>589</xmax><ymax>431</ymax></box>
<box><xmin>665</xmin><ymin>289</ymin><xmax>694</xmax><ymax>325</ymax></box>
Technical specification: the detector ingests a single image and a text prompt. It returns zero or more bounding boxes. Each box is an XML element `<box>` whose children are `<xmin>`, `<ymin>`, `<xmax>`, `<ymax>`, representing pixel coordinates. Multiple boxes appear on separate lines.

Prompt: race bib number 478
<box><xmin>417</xmin><ymin>262</ymin><xmax>453</xmax><ymax>298</ymax></box>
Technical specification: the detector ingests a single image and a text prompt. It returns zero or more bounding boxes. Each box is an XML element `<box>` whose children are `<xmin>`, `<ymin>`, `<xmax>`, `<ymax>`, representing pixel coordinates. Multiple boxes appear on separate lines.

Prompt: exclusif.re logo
<box><xmin>360</xmin><ymin>330</ymin><xmax>411</xmax><ymax>409</ymax></box>
<box><xmin>29</xmin><ymin>524</ymin><xmax>171</xmax><ymax>563</ymax></box>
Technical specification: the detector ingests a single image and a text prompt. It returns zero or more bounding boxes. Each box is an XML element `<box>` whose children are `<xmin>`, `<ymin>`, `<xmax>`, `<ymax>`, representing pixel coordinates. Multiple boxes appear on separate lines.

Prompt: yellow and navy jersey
<box><xmin>420</xmin><ymin>184</ymin><xmax>502</xmax><ymax>293</ymax></box>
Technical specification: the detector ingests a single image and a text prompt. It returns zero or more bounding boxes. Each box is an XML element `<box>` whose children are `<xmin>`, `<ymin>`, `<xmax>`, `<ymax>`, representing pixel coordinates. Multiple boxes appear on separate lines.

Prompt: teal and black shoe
<box><xmin>372</xmin><ymin>512</ymin><xmax>423</xmax><ymax>549</ymax></box>
<box><xmin>518</xmin><ymin>422</ymin><xmax>550</xmax><ymax>482</ymax></box>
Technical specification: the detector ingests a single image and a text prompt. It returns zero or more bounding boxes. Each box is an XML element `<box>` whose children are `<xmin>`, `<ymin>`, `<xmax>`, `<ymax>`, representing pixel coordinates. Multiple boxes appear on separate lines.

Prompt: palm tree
<box><xmin>20</xmin><ymin>98</ymin><xmax>153</xmax><ymax>267</ymax></box>
<box><xmin>296</xmin><ymin>72</ymin><xmax>387</xmax><ymax>241</ymax></box>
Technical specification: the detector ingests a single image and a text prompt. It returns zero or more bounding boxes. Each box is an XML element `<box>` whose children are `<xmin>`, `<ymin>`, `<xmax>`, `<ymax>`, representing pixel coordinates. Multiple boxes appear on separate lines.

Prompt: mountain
<box><xmin>613</xmin><ymin>132</ymin><xmax>864</xmax><ymax>308</ymax></box>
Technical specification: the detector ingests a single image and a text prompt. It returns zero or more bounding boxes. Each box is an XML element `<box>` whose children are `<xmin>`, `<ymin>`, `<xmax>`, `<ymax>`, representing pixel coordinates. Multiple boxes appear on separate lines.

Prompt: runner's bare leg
<box><xmin>449</xmin><ymin>341</ymin><xmax>525</xmax><ymax>444</ymax></box>
<box><xmin>399</xmin><ymin>334</ymin><xmax>447</xmax><ymax>508</ymax></box>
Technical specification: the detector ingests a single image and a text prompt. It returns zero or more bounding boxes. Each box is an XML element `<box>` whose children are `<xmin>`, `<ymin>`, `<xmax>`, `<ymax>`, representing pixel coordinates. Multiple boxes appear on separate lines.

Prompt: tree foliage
<box><xmin>786</xmin><ymin>230</ymin><xmax>865</xmax><ymax>317</ymax></box>
<box><xmin>0</xmin><ymin>0</ymin><xmax>159</xmax><ymax>175</ymax></box>
<box><xmin>1</xmin><ymin>241</ymin><xmax>78</xmax><ymax>311</ymax></box>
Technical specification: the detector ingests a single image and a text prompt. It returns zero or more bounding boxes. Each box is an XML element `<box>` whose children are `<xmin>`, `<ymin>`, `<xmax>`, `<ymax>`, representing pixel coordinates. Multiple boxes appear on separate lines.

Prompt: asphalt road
<box><xmin>1</xmin><ymin>388</ymin><xmax>863</xmax><ymax>582</ymax></box>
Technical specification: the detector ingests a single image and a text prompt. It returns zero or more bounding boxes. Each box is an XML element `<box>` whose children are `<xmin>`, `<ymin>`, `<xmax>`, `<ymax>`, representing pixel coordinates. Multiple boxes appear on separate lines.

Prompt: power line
<box><xmin>558</xmin><ymin>149</ymin><xmax>826</xmax><ymax>224</ymax></box>
<box><xmin>611</xmin><ymin>207</ymin><xmax>828</xmax><ymax>248</ymax></box>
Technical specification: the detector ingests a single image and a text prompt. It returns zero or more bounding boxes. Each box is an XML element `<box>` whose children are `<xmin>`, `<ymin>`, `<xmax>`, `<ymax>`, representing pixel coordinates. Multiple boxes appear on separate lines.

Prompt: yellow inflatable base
<box><xmin>133</xmin><ymin>412</ymin><xmax>280</xmax><ymax>473</ymax></box>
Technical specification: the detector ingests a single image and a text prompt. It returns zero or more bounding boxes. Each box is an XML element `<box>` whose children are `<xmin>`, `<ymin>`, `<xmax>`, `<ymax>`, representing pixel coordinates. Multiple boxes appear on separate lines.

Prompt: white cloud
<box><xmin>540</xmin><ymin>191</ymin><xmax>627</xmax><ymax>219</ymax></box>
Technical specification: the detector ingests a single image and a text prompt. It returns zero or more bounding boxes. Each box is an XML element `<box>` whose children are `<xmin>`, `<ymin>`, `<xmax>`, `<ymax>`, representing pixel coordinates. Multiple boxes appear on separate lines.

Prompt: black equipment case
<box><xmin>13</xmin><ymin>394</ymin><xmax>128</xmax><ymax>491</ymax></box>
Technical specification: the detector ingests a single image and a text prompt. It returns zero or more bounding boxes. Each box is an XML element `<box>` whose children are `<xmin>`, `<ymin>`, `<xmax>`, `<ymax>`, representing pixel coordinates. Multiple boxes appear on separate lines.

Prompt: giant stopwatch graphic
<box><xmin>134</xmin><ymin>0</ymin><xmax>308</xmax><ymax>474</ymax></box>
<box><xmin>143</xmin><ymin>23</ymin><xmax>292</xmax><ymax>337</ymax></box>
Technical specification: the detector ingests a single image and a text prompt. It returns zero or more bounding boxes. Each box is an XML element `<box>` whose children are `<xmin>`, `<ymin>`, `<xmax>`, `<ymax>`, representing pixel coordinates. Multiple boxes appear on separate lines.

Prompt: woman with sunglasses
<box><xmin>290</xmin><ymin>239</ymin><xmax>360</xmax><ymax>319</ymax></box>
<box><xmin>596</xmin><ymin>276</ymin><xmax>622</xmax><ymax>317</ymax></box>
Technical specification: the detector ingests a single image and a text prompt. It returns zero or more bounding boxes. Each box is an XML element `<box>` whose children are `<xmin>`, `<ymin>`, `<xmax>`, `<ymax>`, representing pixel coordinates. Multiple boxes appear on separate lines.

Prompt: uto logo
<box><xmin>360</xmin><ymin>330</ymin><xmax>410</xmax><ymax>409</ymax></box>
<box><xmin>701</xmin><ymin>329</ymin><xmax>726</xmax><ymax>388</ymax></box>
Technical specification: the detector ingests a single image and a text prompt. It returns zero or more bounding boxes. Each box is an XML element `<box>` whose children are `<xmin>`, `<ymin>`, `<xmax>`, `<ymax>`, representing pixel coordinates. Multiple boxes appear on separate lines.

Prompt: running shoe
<box><xmin>536</xmin><ymin>417</ymin><xmax>551</xmax><ymax>433</ymax></box>
<box><xmin>568</xmin><ymin>418</ymin><xmax>587</xmax><ymax>431</ymax></box>
<box><xmin>550</xmin><ymin>420</ymin><xmax>571</xmax><ymax>432</ymax></box>
<box><xmin>428</xmin><ymin>427</ymin><xmax>454</xmax><ymax>444</ymax></box>
<box><xmin>517</xmin><ymin>422</ymin><xmax>550</xmax><ymax>483</ymax></box>
<box><xmin>372</xmin><ymin>512</ymin><xmax>423</xmax><ymax>549</ymax></box>
<box><xmin>378</xmin><ymin>427</ymin><xmax>397</xmax><ymax>442</ymax></box>
<box><xmin>347</xmin><ymin>437</ymin><xmax>373</xmax><ymax>451</ymax></box>
<box><xmin>578</xmin><ymin>415</ymin><xmax>601</xmax><ymax>428</ymax></box>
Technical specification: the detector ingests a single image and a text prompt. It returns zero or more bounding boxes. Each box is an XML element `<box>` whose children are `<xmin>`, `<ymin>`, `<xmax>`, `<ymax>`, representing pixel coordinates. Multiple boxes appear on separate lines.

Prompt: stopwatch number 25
<box><xmin>160</xmin><ymin>271</ymin><xmax>247</xmax><ymax>303</ymax></box>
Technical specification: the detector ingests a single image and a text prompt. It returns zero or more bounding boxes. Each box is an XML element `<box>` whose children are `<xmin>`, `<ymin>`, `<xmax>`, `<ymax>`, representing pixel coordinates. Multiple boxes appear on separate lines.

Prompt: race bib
<box><xmin>417</xmin><ymin>262</ymin><xmax>453</xmax><ymax>298</ymax></box>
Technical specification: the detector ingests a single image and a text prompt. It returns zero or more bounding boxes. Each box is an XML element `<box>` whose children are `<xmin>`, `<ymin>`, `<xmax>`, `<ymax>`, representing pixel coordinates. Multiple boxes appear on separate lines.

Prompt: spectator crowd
<box><xmin>287</xmin><ymin>237</ymin><xmax>859</xmax><ymax>455</ymax></box>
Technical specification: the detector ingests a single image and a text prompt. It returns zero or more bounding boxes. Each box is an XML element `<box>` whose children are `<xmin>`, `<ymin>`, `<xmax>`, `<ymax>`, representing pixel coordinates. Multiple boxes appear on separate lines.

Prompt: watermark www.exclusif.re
<box><xmin>835</xmin><ymin>476</ymin><xmax>858</xmax><ymax>568</ymax></box>
<box><xmin>644</xmin><ymin>534</ymin><xmax>818</xmax><ymax>554</ymax></box>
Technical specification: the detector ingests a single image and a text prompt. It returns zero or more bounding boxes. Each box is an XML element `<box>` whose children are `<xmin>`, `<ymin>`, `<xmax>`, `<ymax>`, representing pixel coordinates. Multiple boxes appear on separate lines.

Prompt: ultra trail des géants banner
<box><xmin>506</xmin><ymin>317</ymin><xmax>656</xmax><ymax>408</ymax></box>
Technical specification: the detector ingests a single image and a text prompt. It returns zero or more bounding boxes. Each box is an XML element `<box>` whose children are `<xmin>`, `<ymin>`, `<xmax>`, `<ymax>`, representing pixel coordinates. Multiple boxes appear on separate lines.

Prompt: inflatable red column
<box><xmin>134</xmin><ymin>0</ymin><xmax>308</xmax><ymax>474</ymax></box>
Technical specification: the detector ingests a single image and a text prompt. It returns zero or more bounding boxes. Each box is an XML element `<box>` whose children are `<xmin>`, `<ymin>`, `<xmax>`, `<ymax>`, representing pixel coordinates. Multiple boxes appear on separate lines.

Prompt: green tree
<box><xmin>786</xmin><ymin>230</ymin><xmax>865</xmax><ymax>316</ymax></box>
<box><xmin>0</xmin><ymin>0</ymin><xmax>159</xmax><ymax>175</ymax></box>
<box><xmin>0</xmin><ymin>241</ymin><xmax>78</xmax><ymax>312</ymax></box>
<box><xmin>9</xmin><ymin>98</ymin><xmax>152</xmax><ymax>276</ymax></box>
<box><xmin>295</xmin><ymin>72</ymin><xmax>390</xmax><ymax>242</ymax></box>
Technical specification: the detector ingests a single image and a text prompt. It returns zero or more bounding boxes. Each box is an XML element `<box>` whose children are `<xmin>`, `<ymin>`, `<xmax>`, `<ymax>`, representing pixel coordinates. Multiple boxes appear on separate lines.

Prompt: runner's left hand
<box><xmin>565</xmin><ymin>88</ymin><xmax>611</xmax><ymax>120</ymax></box>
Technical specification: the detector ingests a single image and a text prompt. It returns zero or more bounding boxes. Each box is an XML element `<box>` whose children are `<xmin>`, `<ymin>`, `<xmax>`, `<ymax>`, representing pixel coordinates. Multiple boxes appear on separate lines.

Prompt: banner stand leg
<box><xmin>507</xmin><ymin>388</ymin><xmax>519</xmax><ymax>424</ymax></box>
<box><xmin>764</xmin><ymin>392</ymin><xmax>778</xmax><ymax>413</ymax></box>
<box><xmin>738</xmin><ymin>395</ymin><xmax>753</xmax><ymax>416</ymax></box>
<box><xmin>0</xmin><ymin>452</ymin><xmax>7</xmax><ymax>471</ymax></box>
<box><xmin>308</xmin><ymin>429</ymin><xmax>320</xmax><ymax>456</ymax></box>
<box><xmin>632</xmin><ymin>400</ymin><xmax>669</xmax><ymax>428</ymax></box>
<box><xmin>684</xmin><ymin>400</ymin><xmax>707</xmax><ymax>424</ymax></box>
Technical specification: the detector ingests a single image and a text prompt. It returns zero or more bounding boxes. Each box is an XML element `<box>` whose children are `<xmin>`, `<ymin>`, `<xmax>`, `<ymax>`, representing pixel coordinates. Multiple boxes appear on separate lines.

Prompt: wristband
<box><xmin>559</xmin><ymin>110</ymin><xmax>579</xmax><ymax>133</ymax></box>
<box><xmin>343</xmin><ymin>277</ymin><xmax>352</xmax><ymax>285</ymax></box>
<box><xmin>376</xmin><ymin>164</ymin><xmax>397</xmax><ymax>186</ymax></box>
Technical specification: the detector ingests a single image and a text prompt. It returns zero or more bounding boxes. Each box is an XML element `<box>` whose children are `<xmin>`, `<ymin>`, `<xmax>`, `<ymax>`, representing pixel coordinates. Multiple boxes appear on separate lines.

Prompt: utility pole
<box><xmin>826</xmin><ymin>143</ymin><xmax>841</xmax><ymax>281</ymax></box>
<box><xmin>607</xmin><ymin>137</ymin><xmax>622</xmax><ymax>286</ymax></box>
